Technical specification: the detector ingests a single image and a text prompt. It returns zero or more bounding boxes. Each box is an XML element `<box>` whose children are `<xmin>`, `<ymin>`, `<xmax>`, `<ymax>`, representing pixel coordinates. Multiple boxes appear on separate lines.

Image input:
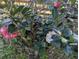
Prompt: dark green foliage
<box><xmin>0</xmin><ymin>0</ymin><xmax>77</xmax><ymax>59</ymax></box>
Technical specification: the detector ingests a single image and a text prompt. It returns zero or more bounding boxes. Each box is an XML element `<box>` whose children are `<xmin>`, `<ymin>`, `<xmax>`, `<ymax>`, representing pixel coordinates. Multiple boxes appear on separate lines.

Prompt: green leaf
<box><xmin>12</xmin><ymin>38</ymin><xmax>18</xmax><ymax>43</ymax></box>
<box><xmin>21</xmin><ymin>7</ymin><xmax>31</xmax><ymax>14</ymax></box>
<box><xmin>61</xmin><ymin>37</ymin><xmax>68</xmax><ymax>43</ymax></box>
<box><xmin>7</xmin><ymin>45</ymin><xmax>14</xmax><ymax>50</ymax></box>
<box><xmin>12</xmin><ymin>6</ymin><xmax>24</xmax><ymax>15</ymax></box>
<box><xmin>55</xmin><ymin>13</ymin><xmax>64</xmax><ymax>26</ymax></box>
<box><xmin>69</xmin><ymin>35</ymin><xmax>74</xmax><ymax>43</ymax></box>
<box><xmin>69</xmin><ymin>0</ymin><xmax>76</xmax><ymax>4</ymax></box>
<box><xmin>60</xmin><ymin>6</ymin><xmax>65</xmax><ymax>10</ymax></box>
<box><xmin>8</xmin><ymin>24</ymin><xmax>16</xmax><ymax>33</ymax></box>
<box><xmin>39</xmin><ymin>48</ymin><xmax>48</xmax><ymax>59</ymax></box>
<box><xmin>52</xmin><ymin>7</ymin><xmax>58</xmax><ymax>19</ymax></box>
<box><xmin>33</xmin><ymin>41</ymin><xmax>48</xmax><ymax>59</ymax></box>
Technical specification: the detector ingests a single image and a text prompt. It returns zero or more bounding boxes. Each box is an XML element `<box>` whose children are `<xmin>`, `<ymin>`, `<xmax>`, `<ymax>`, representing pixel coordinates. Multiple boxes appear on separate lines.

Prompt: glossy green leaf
<box><xmin>8</xmin><ymin>24</ymin><xmax>16</xmax><ymax>33</ymax></box>
<box><xmin>12</xmin><ymin>38</ymin><xmax>18</xmax><ymax>43</ymax></box>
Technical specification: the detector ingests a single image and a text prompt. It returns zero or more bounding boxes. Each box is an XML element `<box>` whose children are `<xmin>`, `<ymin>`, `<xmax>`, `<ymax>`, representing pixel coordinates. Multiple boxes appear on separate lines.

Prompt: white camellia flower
<box><xmin>46</xmin><ymin>31</ymin><xmax>56</xmax><ymax>43</ymax></box>
<box><xmin>46</xmin><ymin>29</ymin><xmax>62</xmax><ymax>43</ymax></box>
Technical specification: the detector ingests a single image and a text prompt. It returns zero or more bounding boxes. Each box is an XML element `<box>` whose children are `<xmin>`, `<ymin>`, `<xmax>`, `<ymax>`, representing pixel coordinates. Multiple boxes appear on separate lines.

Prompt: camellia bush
<box><xmin>0</xmin><ymin>0</ymin><xmax>78</xmax><ymax>59</ymax></box>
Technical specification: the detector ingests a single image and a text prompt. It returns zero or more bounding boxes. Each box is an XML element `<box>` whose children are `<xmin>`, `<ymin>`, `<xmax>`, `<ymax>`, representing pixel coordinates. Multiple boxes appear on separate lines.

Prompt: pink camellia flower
<box><xmin>0</xmin><ymin>26</ymin><xmax>8</xmax><ymax>34</ymax></box>
<box><xmin>3</xmin><ymin>33</ymin><xmax>11</xmax><ymax>39</ymax></box>
<box><xmin>0</xmin><ymin>26</ymin><xmax>11</xmax><ymax>39</ymax></box>
<box><xmin>2</xmin><ymin>32</ymin><xmax>18</xmax><ymax>39</ymax></box>
<box><xmin>10</xmin><ymin>32</ymin><xmax>19</xmax><ymax>39</ymax></box>
<box><xmin>0</xmin><ymin>26</ymin><xmax>19</xmax><ymax>40</ymax></box>
<box><xmin>53</xmin><ymin>2</ymin><xmax>61</xmax><ymax>8</ymax></box>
